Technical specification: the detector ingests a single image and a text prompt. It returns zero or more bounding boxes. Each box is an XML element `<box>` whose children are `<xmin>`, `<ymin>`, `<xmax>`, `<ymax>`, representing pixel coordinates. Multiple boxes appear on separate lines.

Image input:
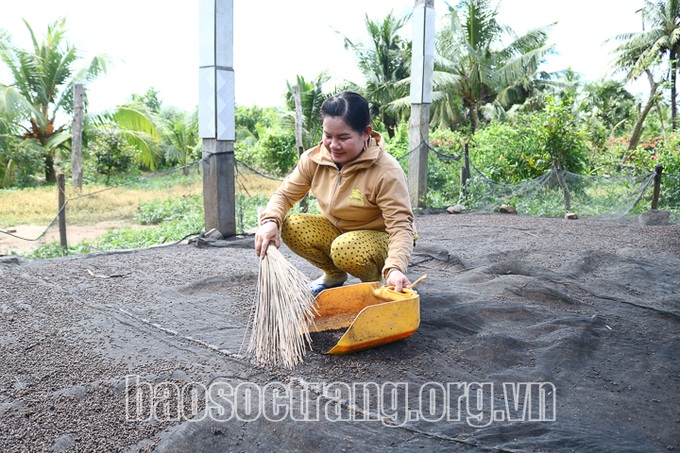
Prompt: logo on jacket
<box><xmin>348</xmin><ymin>189</ymin><xmax>365</xmax><ymax>206</ymax></box>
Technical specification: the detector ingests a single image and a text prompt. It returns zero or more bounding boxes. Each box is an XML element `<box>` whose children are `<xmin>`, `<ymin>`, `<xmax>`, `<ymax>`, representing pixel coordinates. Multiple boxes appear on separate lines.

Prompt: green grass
<box><xmin>0</xmin><ymin>167</ymin><xmax>291</xmax><ymax>258</ymax></box>
<box><xmin>28</xmin><ymin>191</ymin><xmax>319</xmax><ymax>259</ymax></box>
<box><xmin>30</xmin><ymin>196</ymin><xmax>205</xmax><ymax>258</ymax></box>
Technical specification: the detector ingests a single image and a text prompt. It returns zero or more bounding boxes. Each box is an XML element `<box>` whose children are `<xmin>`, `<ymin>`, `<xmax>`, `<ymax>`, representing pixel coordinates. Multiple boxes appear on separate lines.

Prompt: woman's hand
<box><xmin>254</xmin><ymin>221</ymin><xmax>280</xmax><ymax>259</ymax></box>
<box><xmin>386</xmin><ymin>269</ymin><xmax>411</xmax><ymax>293</ymax></box>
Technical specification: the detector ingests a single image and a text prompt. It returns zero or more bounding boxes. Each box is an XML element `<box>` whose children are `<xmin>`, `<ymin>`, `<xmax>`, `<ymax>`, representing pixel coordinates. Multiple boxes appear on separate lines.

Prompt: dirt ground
<box><xmin>0</xmin><ymin>221</ymin><xmax>143</xmax><ymax>255</ymax></box>
<box><xmin>0</xmin><ymin>212</ymin><xmax>679</xmax><ymax>452</ymax></box>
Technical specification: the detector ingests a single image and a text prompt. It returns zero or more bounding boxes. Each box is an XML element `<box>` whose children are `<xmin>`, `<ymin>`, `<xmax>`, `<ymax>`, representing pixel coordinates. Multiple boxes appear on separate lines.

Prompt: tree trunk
<box><xmin>470</xmin><ymin>102</ymin><xmax>479</xmax><ymax>133</ymax></box>
<box><xmin>71</xmin><ymin>84</ymin><xmax>84</xmax><ymax>190</ymax></box>
<box><xmin>628</xmin><ymin>70</ymin><xmax>658</xmax><ymax>151</ymax></box>
<box><xmin>655</xmin><ymin>102</ymin><xmax>669</xmax><ymax>148</ymax></box>
<box><xmin>671</xmin><ymin>49</ymin><xmax>677</xmax><ymax>131</ymax></box>
<box><xmin>45</xmin><ymin>153</ymin><xmax>56</xmax><ymax>183</ymax></box>
<box><xmin>383</xmin><ymin>112</ymin><xmax>396</xmax><ymax>139</ymax></box>
<box><xmin>553</xmin><ymin>158</ymin><xmax>571</xmax><ymax>213</ymax></box>
<box><xmin>293</xmin><ymin>85</ymin><xmax>308</xmax><ymax>212</ymax></box>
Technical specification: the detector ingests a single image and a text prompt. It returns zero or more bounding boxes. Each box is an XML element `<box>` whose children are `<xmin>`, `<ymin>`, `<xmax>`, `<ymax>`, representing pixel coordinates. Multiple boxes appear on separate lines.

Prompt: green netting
<box><xmin>401</xmin><ymin>144</ymin><xmax>679</xmax><ymax>224</ymax></box>
<box><xmin>462</xmin><ymin>166</ymin><xmax>657</xmax><ymax>220</ymax></box>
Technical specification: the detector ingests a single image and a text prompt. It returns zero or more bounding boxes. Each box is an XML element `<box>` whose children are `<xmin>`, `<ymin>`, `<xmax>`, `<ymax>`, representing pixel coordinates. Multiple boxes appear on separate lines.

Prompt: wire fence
<box><xmin>0</xmin><ymin>141</ymin><xmax>677</xmax><ymax>258</ymax></box>
<box><xmin>394</xmin><ymin>139</ymin><xmax>676</xmax><ymax>221</ymax></box>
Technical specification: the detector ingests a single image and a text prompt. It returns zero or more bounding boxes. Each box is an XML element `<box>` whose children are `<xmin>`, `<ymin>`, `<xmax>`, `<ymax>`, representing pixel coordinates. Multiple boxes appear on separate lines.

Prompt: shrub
<box><xmin>470</xmin><ymin>97</ymin><xmax>589</xmax><ymax>183</ymax></box>
<box><xmin>592</xmin><ymin>133</ymin><xmax>679</xmax><ymax>177</ymax></box>
<box><xmin>533</xmin><ymin>96</ymin><xmax>589</xmax><ymax>175</ymax></box>
<box><xmin>136</xmin><ymin>195</ymin><xmax>202</xmax><ymax>225</ymax></box>
<box><xmin>0</xmin><ymin>139</ymin><xmax>44</xmax><ymax>188</ymax></box>
<box><xmin>252</xmin><ymin>127</ymin><xmax>297</xmax><ymax>176</ymax></box>
<box><xmin>383</xmin><ymin>120</ymin><xmax>410</xmax><ymax>160</ymax></box>
<box><xmin>90</xmin><ymin>128</ymin><xmax>139</xmax><ymax>183</ymax></box>
<box><xmin>426</xmin><ymin>128</ymin><xmax>467</xmax><ymax>205</ymax></box>
<box><xmin>472</xmin><ymin>121</ymin><xmax>533</xmax><ymax>183</ymax></box>
<box><xmin>658</xmin><ymin>133</ymin><xmax>680</xmax><ymax>175</ymax></box>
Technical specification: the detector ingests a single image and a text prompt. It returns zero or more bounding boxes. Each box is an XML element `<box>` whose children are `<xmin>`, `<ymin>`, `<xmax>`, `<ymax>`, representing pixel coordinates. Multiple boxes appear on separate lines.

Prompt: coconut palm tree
<box><xmin>579</xmin><ymin>79</ymin><xmax>637</xmax><ymax>136</ymax></box>
<box><xmin>433</xmin><ymin>0</ymin><xmax>556</xmax><ymax>133</ymax></box>
<box><xmin>0</xmin><ymin>18</ymin><xmax>108</xmax><ymax>182</ymax></box>
<box><xmin>162</xmin><ymin>108</ymin><xmax>200</xmax><ymax>175</ymax></box>
<box><xmin>611</xmin><ymin>0</ymin><xmax>680</xmax><ymax>132</ymax></box>
<box><xmin>342</xmin><ymin>11</ymin><xmax>412</xmax><ymax>138</ymax></box>
<box><xmin>0</xmin><ymin>18</ymin><xmax>161</xmax><ymax>184</ymax></box>
<box><xmin>284</xmin><ymin>73</ymin><xmax>331</xmax><ymax>149</ymax></box>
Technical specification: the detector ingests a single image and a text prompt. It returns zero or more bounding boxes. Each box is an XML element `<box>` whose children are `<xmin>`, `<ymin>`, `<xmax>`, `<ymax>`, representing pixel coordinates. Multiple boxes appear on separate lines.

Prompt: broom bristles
<box><xmin>247</xmin><ymin>246</ymin><xmax>317</xmax><ymax>369</ymax></box>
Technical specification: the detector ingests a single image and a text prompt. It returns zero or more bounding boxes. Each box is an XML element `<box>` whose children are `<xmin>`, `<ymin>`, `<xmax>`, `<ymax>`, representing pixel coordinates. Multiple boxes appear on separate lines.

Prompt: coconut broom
<box><xmin>246</xmin><ymin>245</ymin><xmax>317</xmax><ymax>369</ymax></box>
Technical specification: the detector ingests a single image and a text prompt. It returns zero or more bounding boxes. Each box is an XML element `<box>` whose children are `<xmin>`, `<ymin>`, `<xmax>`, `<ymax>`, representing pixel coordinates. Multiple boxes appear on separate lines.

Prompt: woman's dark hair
<box><xmin>320</xmin><ymin>91</ymin><xmax>371</xmax><ymax>133</ymax></box>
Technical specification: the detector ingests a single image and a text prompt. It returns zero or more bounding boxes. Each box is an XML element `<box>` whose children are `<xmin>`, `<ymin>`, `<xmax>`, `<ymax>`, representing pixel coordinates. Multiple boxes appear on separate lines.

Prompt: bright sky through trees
<box><xmin>0</xmin><ymin>0</ymin><xmax>644</xmax><ymax>112</ymax></box>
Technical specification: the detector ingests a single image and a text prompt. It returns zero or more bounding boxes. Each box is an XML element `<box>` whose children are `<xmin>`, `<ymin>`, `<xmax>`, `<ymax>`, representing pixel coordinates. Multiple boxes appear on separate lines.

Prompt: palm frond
<box><xmin>44</xmin><ymin>131</ymin><xmax>71</xmax><ymax>150</ymax></box>
<box><xmin>90</xmin><ymin>107</ymin><xmax>161</xmax><ymax>169</ymax></box>
<box><xmin>0</xmin><ymin>84</ymin><xmax>37</xmax><ymax>119</ymax></box>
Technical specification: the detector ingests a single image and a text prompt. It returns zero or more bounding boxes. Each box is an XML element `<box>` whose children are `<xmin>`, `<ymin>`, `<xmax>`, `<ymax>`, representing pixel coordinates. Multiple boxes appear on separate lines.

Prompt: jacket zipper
<box><xmin>328</xmin><ymin>168</ymin><xmax>342</xmax><ymax>221</ymax></box>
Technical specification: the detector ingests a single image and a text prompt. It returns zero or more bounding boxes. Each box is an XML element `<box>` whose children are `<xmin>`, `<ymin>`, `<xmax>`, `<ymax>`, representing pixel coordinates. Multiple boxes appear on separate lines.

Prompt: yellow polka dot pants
<box><xmin>281</xmin><ymin>214</ymin><xmax>389</xmax><ymax>282</ymax></box>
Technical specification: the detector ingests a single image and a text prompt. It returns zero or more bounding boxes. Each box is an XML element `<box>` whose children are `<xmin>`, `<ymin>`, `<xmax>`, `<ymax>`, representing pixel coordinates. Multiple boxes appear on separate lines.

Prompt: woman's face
<box><xmin>322</xmin><ymin>117</ymin><xmax>371</xmax><ymax>166</ymax></box>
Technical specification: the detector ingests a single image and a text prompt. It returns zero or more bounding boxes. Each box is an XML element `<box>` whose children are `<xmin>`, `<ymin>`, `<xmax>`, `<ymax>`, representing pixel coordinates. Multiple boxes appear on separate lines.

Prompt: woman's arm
<box><xmin>254</xmin><ymin>152</ymin><xmax>314</xmax><ymax>257</ymax></box>
<box><xmin>375</xmin><ymin>168</ymin><xmax>416</xmax><ymax>290</ymax></box>
<box><xmin>258</xmin><ymin>153</ymin><xmax>313</xmax><ymax>226</ymax></box>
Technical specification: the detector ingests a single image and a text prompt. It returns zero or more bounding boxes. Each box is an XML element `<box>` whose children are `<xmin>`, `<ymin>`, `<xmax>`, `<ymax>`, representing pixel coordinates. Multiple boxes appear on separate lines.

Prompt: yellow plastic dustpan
<box><xmin>309</xmin><ymin>281</ymin><xmax>421</xmax><ymax>354</ymax></box>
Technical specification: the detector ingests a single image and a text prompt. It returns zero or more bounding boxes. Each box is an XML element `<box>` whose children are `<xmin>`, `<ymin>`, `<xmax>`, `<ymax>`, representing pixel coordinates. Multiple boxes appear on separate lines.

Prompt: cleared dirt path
<box><xmin>0</xmin><ymin>220</ymin><xmax>142</xmax><ymax>255</ymax></box>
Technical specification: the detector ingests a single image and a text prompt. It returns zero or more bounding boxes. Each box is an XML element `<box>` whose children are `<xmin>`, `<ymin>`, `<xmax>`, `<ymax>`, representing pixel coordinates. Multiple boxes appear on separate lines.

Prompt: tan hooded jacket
<box><xmin>260</xmin><ymin>131</ymin><xmax>415</xmax><ymax>278</ymax></box>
